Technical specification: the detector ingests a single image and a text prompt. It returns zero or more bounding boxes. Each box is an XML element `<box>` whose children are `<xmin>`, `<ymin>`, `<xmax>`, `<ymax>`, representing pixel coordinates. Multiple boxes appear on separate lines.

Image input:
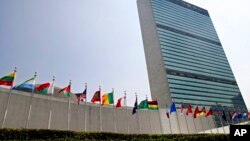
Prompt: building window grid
<box><xmin>157</xmin><ymin>28</ymin><xmax>223</xmax><ymax>52</ymax></box>
<box><xmin>158</xmin><ymin>33</ymin><xmax>225</xmax><ymax>56</ymax></box>
<box><xmin>161</xmin><ymin>47</ymin><xmax>230</xmax><ymax>67</ymax></box>
<box><xmin>162</xmin><ymin>52</ymin><xmax>231</xmax><ymax>71</ymax></box>
<box><xmin>154</xmin><ymin>14</ymin><xmax>218</xmax><ymax>39</ymax></box>
<box><xmin>164</xmin><ymin>59</ymin><xmax>234</xmax><ymax>77</ymax></box>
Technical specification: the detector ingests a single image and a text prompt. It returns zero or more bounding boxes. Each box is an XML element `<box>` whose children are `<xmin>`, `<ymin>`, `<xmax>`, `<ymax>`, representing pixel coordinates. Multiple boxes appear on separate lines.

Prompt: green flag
<box><xmin>138</xmin><ymin>99</ymin><xmax>148</xmax><ymax>109</ymax></box>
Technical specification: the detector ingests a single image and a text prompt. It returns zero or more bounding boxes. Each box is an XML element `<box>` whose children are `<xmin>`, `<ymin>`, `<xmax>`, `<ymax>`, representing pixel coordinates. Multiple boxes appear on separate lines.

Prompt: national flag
<box><xmin>75</xmin><ymin>88</ymin><xmax>87</xmax><ymax>105</ymax></box>
<box><xmin>148</xmin><ymin>100</ymin><xmax>158</xmax><ymax>110</ymax></box>
<box><xmin>198</xmin><ymin>107</ymin><xmax>206</xmax><ymax>116</ymax></box>
<box><xmin>213</xmin><ymin>108</ymin><xmax>220</xmax><ymax>116</ymax></box>
<box><xmin>237</xmin><ymin>112</ymin><xmax>242</xmax><ymax>119</ymax></box>
<box><xmin>102</xmin><ymin>92</ymin><xmax>114</xmax><ymax>105</ymax></box>
<box><xmin>166</xmin><ymin>111</ymin><xmax>170</xmax><ymax>118</ymax></box>
<box><xmin>132</xmin><ymin>97</ymin><xmax>138</xmax><ymax>115</ymax></box>
<box><xmin>138</xmin><ymin>99</ymin><xmax>148</xmax><ymax>109</ymax></box>
<box><xmin>13</xmin><ymin>75</ymin><xmax>36</xmax><ymax>90</ymax></box>
<box><xmin>248</xmin><ymin>112</ymin><xmax>250</xmax><ymax>119</ymax></box>
<box><xmin>58</xmin><ymin>85</ymin><xmax>70</xmax><ymax>97</ymax></box>
<box><xmin>37</xmin><ymin>82</ymin><xmax>51</xmax><ymax>95</ymax></box>
<box><xmin>186</xmin><ymin>105</ymin><xmax>192</xmax><ymax>116</ymax></box>
<box><xmin>180</xmin><ymin>103</ymin><xmax>185</xmax><ymax>115</ymax></box>
<box><xmin>116</xmin><ymin>97</ymin><xmax>126</xmax><ymax>108</ymax></box>
<box><xmin>194</xmin><ymin>106</ymin><xmax>200</xmax><ymax>118</ymax></box>
<box><xmin>205</xmin><ymin>108</ymin><xmax>213</xmax><ymax>117</ymax></box>
<box><xmin>0</xmin><ymin>72</ymin><xmax>16</xmax><ymax>87</ymax></box>
<box><xmin>242</xmin><ymin>113</ymin><xmax>248</xmax><ymax>119</ymax></box>
<box><xmin>232</xmin><ymin>112</ymin><xmax>237</xmax><ymax>120</ymax></box>
<box><xmin>222</xmin><ymin>111</ymin><xmax>227</xmax><ymax>121</ymax></box>
<box><xmin>170</xmin><ymin>102</ymin><xmax>176</xmax><ymax>114</ymax></box>
<box><xmin>91</xmin><ymin>90</ymin><xmax>101</xmax><ymax>103</ymax></box>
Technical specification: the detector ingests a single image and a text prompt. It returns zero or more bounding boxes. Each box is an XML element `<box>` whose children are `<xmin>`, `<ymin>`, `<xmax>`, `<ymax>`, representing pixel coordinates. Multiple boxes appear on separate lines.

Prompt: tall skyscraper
<box><xmin>137</xmin><ymin>0</ymin><xmax>247</xmax><ymax>131</ymax></box>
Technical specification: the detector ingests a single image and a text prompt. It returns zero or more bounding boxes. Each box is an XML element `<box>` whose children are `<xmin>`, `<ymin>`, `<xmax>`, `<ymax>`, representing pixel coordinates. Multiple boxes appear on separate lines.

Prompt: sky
<box><xmin>0</xmin><ymin>0</ymin><xmax>249</xmax><ymax>108</ymax></box>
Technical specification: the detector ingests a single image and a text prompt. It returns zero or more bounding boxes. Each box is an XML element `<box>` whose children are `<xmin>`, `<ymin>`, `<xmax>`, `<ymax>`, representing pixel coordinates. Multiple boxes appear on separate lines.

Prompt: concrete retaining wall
<box><xmin>0</xmin><ymin>87</ymin><xmax>215</xmax><ymax>134</ymax></box>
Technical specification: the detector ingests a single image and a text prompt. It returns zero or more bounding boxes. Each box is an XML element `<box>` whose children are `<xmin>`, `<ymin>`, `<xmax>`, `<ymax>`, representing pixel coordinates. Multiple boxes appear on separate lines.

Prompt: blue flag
<box><xmin>170</xmin><ymin>102</ymin><xmax>176</xmax><ymax>114</ymax></box>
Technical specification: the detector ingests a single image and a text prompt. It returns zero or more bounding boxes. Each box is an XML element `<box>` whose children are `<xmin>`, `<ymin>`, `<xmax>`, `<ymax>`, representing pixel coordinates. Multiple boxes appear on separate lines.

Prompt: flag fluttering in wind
<box><xmin>75</xmin><ymin>88</ymin><xmax>87</xmax><ymax>105</ymax></box>
<box><xmin>116</xmin><ymin>97</ymin><xmax>126</xmax><ymax>108</ymax></box>
<box><xmin>138</xmin><ymin>99</ymin><xmax>148</xmax><ymax>109</ymax></box>
<box><xmin>186</xmin><ymin>105</ymin><xmax>192</xmax><ymax>116</ymax></box>
<box><xmin>13</xmin><ymin>75</ymin><xmax>36</xmax><ymax>91</ymax></box>
<box><xmin>91</xmin><ymin>90</ymin><xmax>101</xmax><ymax>103</ymax></box>
<box><xmin>222</xmin><ymin>111</ymin><xmax>227</xmax><ymax>121</ymax></box>
<box><xmin>0</xmin><ymin>72</ymin><xmax>16</xmax><ymax>87</ymax></box>
<box><xmin>148</xmin><ymin>100</ymin><xmax>158</xmax><ymax>110</ymax></box>
<box><xmin>180</xmin><ymin>103</ymin><xmax>185</xmax><ymax>115</ymax></box>
<box><xmin>58</xmin><ymin>85</ymin><xmax>71</xmax><ymax>97</ymax></box>
<box><xmin>170</xmin><ymin>102</ymin><xmax>176</xmax><ymax>114</ymax></box>
<box><xmin>102</xmin><ymin>91</ymin><xmax>114</xmax><ymax>105</ymax></box>
<box><xmin>199</xmin><ymin>107</ymin><xmax>206</xmax><ymax>116</ymax></box>
<box><xmin>194</xmin><ymin>106</ymin><xmax>200</xmax><ymax>118</ymax></box>
<box><xmin>205</xmin><ymin>108</ymin><xmax>213</xmax><ymax>117</ymax></box>
<box><xmin>132</xmin><ymin>96</ymin><xmax>138</xmax><ymax>115</ymax></box>
<box><xmin>37</xmin><ymin>82</ymin><xmax>51</xmax><ymax>95</ymax></box>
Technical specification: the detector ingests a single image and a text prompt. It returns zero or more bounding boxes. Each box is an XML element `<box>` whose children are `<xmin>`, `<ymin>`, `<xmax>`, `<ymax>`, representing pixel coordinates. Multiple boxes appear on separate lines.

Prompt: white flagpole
<box><xmin>48</xmin><ymin>76</ymin><xmax>55</xmax><ymax>129</ymax></box>
<box><xmin>112</xmin><ymin>88</ymin><xmax>117</xmax><ymax>133</ymax></box>
<box><xmin>215</xmin><ymin>104</ymin><xmax>225</xmax><ymax>133</ymax></box>
<box><xmin>146</xmin><ymin>95</ymin><xmax>152</xmax><ymax>134</ymax></box>
<box><xmin>67</xmin><ymin>80</ymin><xmax>71</xmax><ymax>130</ymax></box>
<box><xmin>124</xmin><ymin>91</ymin><xmax>130</xmax><ymax>134</ymax></box>
<box><xmin>135</xmin><ymin>93</ymin><xmax>141</xmax><ymax>134</ymax></box>
<box><xmin>155</xmin><ymin>97</ymin><xmax>163</xmax><ymax>134</ymax></box>
<box><xmin>181</xmin><ymin>101</ymin><xmax>189</xmax><ymax>134</ymax></box>
<box><xmin>84</xmin><ymin>83</ymin><xmax>87</xmax><ymax>131</ymax></box>
<box><xmin>99</xmin><ymin>86</ymin><xmax>102</xmax><ymax>132</ymax></box>
<box><xmin>171</xmin><ymin>97</ymin><xmax>181</xmax><ymax>134</ymax></box>
<box><xmin>166</xmin><ymin>105</ymin><xmax>172</xmax><ymax>134</ymax></box>
<box><xmin>1</xmin><ymin>67</ymin><xmax>17</xmax><ymax>128</ymax></box>
<box><xmin>191</xmin><ymin>106</ymin><xmax>197</xmax><ymax>133</ymax></box>
<box><xmin>26</xmin><ymin>72</ymin><xmax>37</xmax><ymax>128</ymax></box>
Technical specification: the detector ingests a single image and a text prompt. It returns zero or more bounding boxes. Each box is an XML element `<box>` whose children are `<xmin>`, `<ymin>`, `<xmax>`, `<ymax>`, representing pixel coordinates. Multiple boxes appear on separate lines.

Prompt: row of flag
<box><xmin>0</xmin><ymin>71</ymin><xmax>155</xmax><ymax>110</ymax></box>
<box><xmin>164</xmin><ymin>102</ymin><xmax>250</xmax><ymax>121</ymax></box>
<box><xmin>1</xmin><ymin>71</ymin><xmax>249</xmax><ymax>119</ymax></box>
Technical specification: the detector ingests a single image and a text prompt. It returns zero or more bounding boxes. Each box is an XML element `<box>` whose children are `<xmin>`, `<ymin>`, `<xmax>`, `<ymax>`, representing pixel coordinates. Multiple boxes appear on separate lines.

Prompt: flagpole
<box><xmin>198</xmin><ymin>105</ymin><xmax>205</xmax><ymax>133</ymax></box>
<box><xmin>215</xmin><ymin>104</ymin><xmax>225</xmax><ymax>133</ymax></box>
<box><xmin>222</xmin><ymin>106</ymin><xmax>229</xmax><ymax>125</ymax></box>
<box><xmin>190</xmin><ymin>105</ymin><xmax>197</xmax><ymax>133</ymax></box>
<box><xmin>233</xmin><ymin>106</ymin><xmax>240</xmax><ymax>124</ymax></box>
<box><xmin>1</xmin><ymin>67</ymin><xmax>17</xmax><ymax>128</ymax></box>
<box><xmin>146</xmin><ymin>95</ymin><xmax>152</xmax><ymax>134</ymax></box>
<box><xmin>112</xmin><ymin>88</ymin><xmax>117</xmax><ymax>133</ymax></box>
<box><xmin>205</xmin><ymin>108</ymin><xmax>212</xmax><ymax>133</ymax></box>
<box><xmin>155</xmin><ymin>97</ymin><xmax>163</xmax><ymax>134</ymax></box>
<box><xmin>124</xmin><ymin>91</ymin><xmax>130</xmax><ymax>134</ymax></box>
<box><xmin>99</xmin><ymin>86</ymin><xmax>102</xmax><ymax>132</ymax></box>
<box><xmin>171</xmin><ymin>97</ymin><xmax>181</xmax><ymax>134</ymax></box>
<box><xmin>48</xmin><ymin>76</ymin><xmax>55</xmax><ymax>129</ymax></box>
<box><xmin>181</xmin><ymin>101</ymin><xmax>189</xmax><ymax>134</ymax></box>
<box><xmin>136</xmin><ymin>93</ymin><xmax>141</xmax><ymax>134</ymax></box>
<box><xmin>26</xmin><ymin>72</ymin><xmax>37</xmax><ymax>128</ymax></box>
<box><xmin>84</xmin><ymin>83</ymin><xmax>87</xmax><ymax>132</ymax></box>
<box><xmin>67</xmin><ymin>80</ymin><xmax>71</xmax><ymax>130</ymax></box>
<box><xmin>212</xmin><ymin>112</ymin><xmax>219</xmax><ymax>134</ymax></box>
<box><xmin>166</xmin><ymin>104</ymin><xmax>172</xmax><ymax>134</ymax></box>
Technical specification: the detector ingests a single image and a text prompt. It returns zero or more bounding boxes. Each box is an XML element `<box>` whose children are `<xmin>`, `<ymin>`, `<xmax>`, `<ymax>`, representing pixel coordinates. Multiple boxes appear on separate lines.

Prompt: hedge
<box><xmin>0</xmin><ymin>128</ymin><xmax>229</xmax><ymax>141</ymax></box>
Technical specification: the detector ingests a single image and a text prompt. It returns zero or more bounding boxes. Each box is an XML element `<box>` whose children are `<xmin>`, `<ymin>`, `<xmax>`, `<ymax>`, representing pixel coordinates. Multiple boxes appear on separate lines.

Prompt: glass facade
<box><xmin>150</xmin><ymin>0</ymin><xmax>247</xmax><ymax>116</ymax></box>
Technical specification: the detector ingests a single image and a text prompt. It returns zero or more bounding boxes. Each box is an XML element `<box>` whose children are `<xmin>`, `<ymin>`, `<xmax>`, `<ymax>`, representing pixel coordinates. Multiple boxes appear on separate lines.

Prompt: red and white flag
<box><xmin>116</xmin><ymin>97</ymin><xmax>126</xmax><ymax>108</ymax></box>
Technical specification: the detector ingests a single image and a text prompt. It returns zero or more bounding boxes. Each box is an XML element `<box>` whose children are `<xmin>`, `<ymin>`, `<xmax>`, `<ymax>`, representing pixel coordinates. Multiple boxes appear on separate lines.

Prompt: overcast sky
<box><xmin>0</xmin><ymin>0</ymin><xmax>249</xmax><ymax>108</ymax></box>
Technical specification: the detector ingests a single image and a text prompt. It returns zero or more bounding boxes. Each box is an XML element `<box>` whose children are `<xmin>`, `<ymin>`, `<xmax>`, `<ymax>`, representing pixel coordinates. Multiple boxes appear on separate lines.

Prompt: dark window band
<box><xmin>156</xmin><ymin>23</ymin><xmax>222</xmax><ymax>46</ymax></box>
<box><xmin>163</xmin><ymin>0</ymin><xmax>209</xmax><ymax>16</ymax></box>
<box><xmin>166</xmin><ymin>69</ymin><xmax>237</xmax><ymax>85</ymax></box>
